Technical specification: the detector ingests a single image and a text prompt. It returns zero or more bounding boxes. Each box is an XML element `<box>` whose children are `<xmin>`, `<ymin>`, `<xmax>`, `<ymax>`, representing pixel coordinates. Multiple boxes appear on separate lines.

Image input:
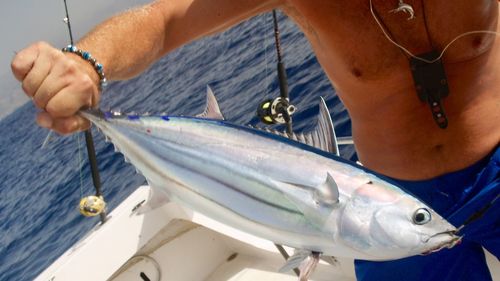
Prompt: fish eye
<box><xmin>413</xmin><ymin>208</ymin><xmax>432</xmax><ymax>225</ymax></box>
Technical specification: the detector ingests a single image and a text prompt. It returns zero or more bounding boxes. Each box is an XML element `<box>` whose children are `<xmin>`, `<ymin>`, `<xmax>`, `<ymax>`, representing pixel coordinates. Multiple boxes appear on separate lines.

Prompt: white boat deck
<box><xmin>36</xmin><ymin>186</ymin><xmax>355</xmax><ymax>281</ymax></box>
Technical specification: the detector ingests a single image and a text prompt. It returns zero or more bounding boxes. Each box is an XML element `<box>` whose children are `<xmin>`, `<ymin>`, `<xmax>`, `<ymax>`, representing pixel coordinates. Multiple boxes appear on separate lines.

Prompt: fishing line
<box><xmin>456</xmin><ymin>193</ymin><xmax>499</xmax><ymax>234</ymax></box>
<box><xmin>264</xmin><ymin>15</ymin><xmax>271</xmax><ymax>95</ymax></box>
<box><xmin>249</xmin><ymin>15</ymin><xmax>270</xmax><ymax>96</ymax></box>
<box><xmin>369</xmin><ymin>0</ymin><xmax>500</xmax><ymax>64</ymax></box>
<box><xmin>63</xmin><ymin>0</ymin><xmax>85</xmax><ymax>201</ymax></box>
<box><xmin>62</xmin><ymin>0</ymin><xmax>107</xmax><ymax>223</ymax></box>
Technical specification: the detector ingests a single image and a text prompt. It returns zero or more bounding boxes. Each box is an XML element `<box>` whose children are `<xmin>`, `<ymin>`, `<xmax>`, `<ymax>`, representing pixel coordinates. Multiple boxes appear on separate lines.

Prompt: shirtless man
<box><xmin>11</xmin><ymin>1</ymin><xmax>499</xmax><ymax>280</ymax></box>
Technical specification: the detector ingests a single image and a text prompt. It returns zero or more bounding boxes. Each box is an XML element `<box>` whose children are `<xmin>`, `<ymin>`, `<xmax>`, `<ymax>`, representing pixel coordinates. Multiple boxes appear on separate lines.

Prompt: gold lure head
<box><xmin>79</xmin><ymin>195</ymin><xmax>106</xmax><ymax>217</ymax></box>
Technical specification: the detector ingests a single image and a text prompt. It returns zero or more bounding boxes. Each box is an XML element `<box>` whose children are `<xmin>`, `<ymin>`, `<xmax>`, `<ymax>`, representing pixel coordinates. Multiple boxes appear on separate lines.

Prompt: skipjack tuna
<box><xmin>81</xmin><ymin>87</ymin><xmax>460</xmax><ymax>279</ymax></box>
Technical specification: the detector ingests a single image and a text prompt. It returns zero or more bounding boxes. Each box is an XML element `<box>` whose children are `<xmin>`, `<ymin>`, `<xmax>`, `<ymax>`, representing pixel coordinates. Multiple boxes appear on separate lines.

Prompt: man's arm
<box><xmin>81</xmin><ymin>0</ymin><xmax>282</xmax><ymax>80</ymax></box>
<box><xmin>11</xmin><ymin>0</ymin><xmax>282</xmax><ymax>134</ymax></box>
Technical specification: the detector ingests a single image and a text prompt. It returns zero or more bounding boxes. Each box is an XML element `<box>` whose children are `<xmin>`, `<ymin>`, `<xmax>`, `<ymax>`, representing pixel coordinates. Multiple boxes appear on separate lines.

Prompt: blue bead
<box><xmin>96</xmin><ymin>63</ymin><xmax>103</xmax><ymax>71</ymax></box>
<box><xmin>70</xmin><ymin>46</ymin><xmax>77</xmax><ymax>52</ymax></box>
<box><xmin>82</xmin><ymin>52</ymin><xmax>91</xmax><ymax>60</ymax></box>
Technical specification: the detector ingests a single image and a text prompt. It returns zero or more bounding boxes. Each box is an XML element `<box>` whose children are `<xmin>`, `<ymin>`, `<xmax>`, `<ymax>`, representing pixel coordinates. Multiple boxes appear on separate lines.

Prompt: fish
<box><xmin>80</xmin><ymin>86</ymin><xmax>460</xmax><ymax>277</ymax></box>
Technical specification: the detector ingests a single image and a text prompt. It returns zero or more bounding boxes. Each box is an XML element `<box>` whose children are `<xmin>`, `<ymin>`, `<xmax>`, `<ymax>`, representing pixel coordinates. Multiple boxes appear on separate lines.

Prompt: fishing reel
<box><xmin>79</xmin><ymin>195</ymin><xmax>106</xmax><ymax>217</ymax></box>
<box><xmin>257</xmin><ymin>97</ymin><xmax>296</xmax><ymax>125</ymax></box>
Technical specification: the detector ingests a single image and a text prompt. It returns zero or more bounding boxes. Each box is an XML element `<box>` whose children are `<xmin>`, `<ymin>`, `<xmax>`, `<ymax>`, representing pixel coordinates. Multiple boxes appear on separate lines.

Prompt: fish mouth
<box><xmin>420</xmin><ymin>230</ymin><xmax>462</xmax><ymax>255</ymax></box>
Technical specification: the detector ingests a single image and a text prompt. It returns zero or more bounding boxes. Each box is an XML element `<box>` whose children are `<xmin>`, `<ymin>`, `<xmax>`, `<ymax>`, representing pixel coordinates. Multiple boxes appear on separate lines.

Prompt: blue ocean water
<box><xmin>0</xmin><ymin>13</ymin><xmax>354</xmax><ymax>281</ymax></box>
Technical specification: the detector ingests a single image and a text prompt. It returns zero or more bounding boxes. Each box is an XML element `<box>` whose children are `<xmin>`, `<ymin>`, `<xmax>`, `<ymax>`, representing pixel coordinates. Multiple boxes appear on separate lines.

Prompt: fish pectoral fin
<box><xmin>272</xmin><ymin>174</ymin><xmax>339</xmax><ymax>228</ymax></box>
<box><xmin>195</xmin><ymin>85</ymin><xmax>225</xmax><ymax>120</ymax></box>
<box><xmin>313</xmin><ymin>173</ymin><xmax>339</xmax><ymax>206</ymax></box>
<box><xmin>278</xmin><ymin>249</ymin><xmax>311</xmax><ymax>273</ymax></box>
<box><xmin>275</xmin><ymin>183</ymin><xmax>328</xmax><ymax>227</ymax></box>
<box><xmin>278</xmin><ymin>172</ymin><xmax>339</xmax><ymax>207</ymax></box>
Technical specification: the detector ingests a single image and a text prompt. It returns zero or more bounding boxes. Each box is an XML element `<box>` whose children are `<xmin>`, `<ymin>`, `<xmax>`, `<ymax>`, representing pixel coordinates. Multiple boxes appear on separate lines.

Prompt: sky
<box><xmin>0</xmin><ymin>0</ymin><xmax>150</xmax><ymax>119</ymax></box>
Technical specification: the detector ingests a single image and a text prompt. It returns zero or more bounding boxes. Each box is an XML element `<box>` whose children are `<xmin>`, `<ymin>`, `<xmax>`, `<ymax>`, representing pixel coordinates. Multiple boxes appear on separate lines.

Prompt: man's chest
<box><xmin>284</xmin><ymin>0</ymin><xmax>498</xmax><ymax>80</ymax></box>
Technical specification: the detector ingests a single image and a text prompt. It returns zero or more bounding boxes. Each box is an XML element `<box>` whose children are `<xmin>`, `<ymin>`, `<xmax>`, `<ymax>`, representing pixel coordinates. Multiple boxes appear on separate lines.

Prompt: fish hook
<box><xmin>390</xmin><ymin>0</ymin><xmax>416</xmax><ymax>20</ymax></box>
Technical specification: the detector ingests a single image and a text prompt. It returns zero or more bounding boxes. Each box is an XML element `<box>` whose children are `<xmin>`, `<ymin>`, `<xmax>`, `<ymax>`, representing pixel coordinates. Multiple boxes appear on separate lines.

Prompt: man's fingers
<box><xmin>22</xmin><ymin>51</ymin><xmax>53</xmax><ymax>98</ymax></box>
<box><xmin>44</xmin><ymin>79</ymin><xmax>96</xmax><ymax>118</ymax></box>
<box><xmin>32</xmin><ymin>66</ymin><xmax>70</xmax><ymax>111</ymax></box>
<box><xmin>11</xmin><ymin>44</ymin><xmax>39</xmax><ymax>81</ymax></box>
<box><xmin>27</xmin><ymin>49</ymin><xmax>100</xmax><ymax>114</ymax></box>
<box><xmin>52</xmin><ymin>116</ymin><xmax>90</xmax><ymax>135</ymax></box>
<box><xmin>36</xmin><ymin>112</ymin><xmax>53</xmax><ymax>128</ymax></box>
<box><xmin>11</xmin><ymin>42</ymin><xmax>48</xmax><ymax>82</ymax></box>
<box><xmin>37</xmin><ymin>112</ymin><xmax>90</xmax><ymax>135</ymax></box>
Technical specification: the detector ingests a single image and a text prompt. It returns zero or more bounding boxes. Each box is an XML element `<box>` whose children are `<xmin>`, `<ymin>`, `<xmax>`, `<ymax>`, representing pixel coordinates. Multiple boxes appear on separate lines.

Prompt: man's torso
<box><xmin>281</xmin><ymin>0</ymin><xmax>499</xmax><ymax>180</ymax></box>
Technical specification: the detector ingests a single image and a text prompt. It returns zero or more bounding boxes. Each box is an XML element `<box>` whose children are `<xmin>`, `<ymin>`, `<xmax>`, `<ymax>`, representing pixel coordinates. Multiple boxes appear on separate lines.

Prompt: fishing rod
<box><xmin>62</xmin><ymin>0</ymin><xmax>107</xmax><ymax>224</ymax></box>
<box><xmin>257</xmin><ymin>10</ymin><xmax>296</xmax><ymax>135</ymax></box>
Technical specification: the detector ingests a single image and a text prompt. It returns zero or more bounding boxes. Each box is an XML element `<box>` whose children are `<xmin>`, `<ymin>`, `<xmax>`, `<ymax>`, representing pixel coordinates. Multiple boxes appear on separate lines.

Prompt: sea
<box><xmin>0</xmin><ymin>12</ymin><xmax>355</xmax><ymax>281</ymax></box>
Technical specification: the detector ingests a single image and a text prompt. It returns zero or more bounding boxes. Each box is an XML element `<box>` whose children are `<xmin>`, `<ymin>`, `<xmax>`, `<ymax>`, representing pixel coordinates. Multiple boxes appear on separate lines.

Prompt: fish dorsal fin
<box><xmin>309</xmin><ymin>97</ymin><xmax>339</xmax><ymax>155</ymax></box>
<box><xmin>196</xmin><ymin>85</ymin><xmax>225</xmax><ymax>120</ymax></box>
<box><xmin>255</xmin><ymin>97</ymin><xmax>339</xmax><ymax>155</ymax></box>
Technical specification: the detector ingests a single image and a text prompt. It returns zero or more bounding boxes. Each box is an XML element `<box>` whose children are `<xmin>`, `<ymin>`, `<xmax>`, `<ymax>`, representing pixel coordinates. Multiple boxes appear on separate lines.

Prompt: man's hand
<box><xmin>11</xmin><ymin>41</ymin><xmax>100</xmax><ymax>135</ymax></box>
<box><xmin>9</xmin><ymin>0</ymin><xmax>278</xmax><ymax>135</ymax></box>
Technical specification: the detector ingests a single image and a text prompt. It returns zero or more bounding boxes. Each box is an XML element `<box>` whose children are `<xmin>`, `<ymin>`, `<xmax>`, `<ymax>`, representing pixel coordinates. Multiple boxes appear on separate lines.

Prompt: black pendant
<box><xmin>409</xmin><ymin>50</ymin><xmax>449</xmax><ymax>129</ymax></box>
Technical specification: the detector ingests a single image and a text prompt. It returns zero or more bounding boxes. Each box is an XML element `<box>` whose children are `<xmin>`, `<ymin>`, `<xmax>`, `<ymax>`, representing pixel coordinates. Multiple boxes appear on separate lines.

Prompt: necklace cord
<box><xmin>369</xmin><ymin>0</ymin><xmax>500</xmax><ymax>64</ymax></box>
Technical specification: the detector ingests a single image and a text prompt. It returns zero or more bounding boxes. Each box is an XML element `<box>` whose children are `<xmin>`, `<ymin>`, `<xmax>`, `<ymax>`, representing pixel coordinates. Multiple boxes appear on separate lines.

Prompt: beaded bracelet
<box><xmin>61</xmin><ymin>44</ymin><xmax>108</xmax><ymax>90</ymax></box>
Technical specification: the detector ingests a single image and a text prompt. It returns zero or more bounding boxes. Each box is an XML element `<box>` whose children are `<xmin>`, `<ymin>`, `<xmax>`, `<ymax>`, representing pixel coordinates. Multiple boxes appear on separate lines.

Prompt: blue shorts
<box><xmin>355</xmin><ymin>146</ymin><xmax>499</xmax><ymax>281</ymax></box>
